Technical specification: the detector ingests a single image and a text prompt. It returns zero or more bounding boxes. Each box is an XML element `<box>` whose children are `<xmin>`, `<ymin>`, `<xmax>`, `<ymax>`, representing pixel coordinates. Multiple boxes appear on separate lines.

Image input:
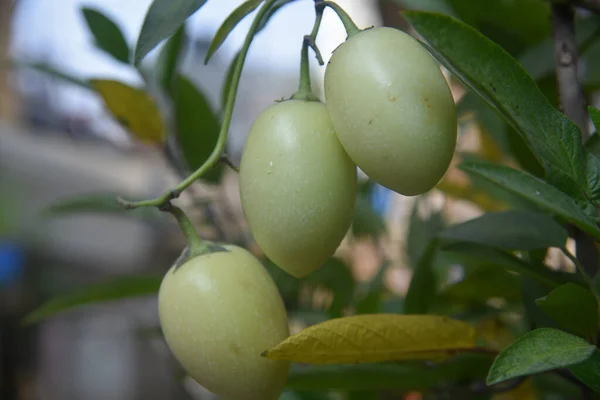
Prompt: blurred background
<box><xmin>1</xmin><ymin>0</ymin><xmax>599</xmax><ymax>399</ymax></box>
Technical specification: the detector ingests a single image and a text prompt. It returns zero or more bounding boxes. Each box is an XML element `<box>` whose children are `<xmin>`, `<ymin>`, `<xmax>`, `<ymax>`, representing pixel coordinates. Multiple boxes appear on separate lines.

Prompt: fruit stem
<box><xmin>321</xmin><ymin>1</ymin><xmax>360</xmax><ymax>38</ymax></box>
<box><xmin>116</xmin><ymin>0</ymin><xmax>280</xmax><ymax>210</ymax></box>
<box><xmin>292</xmin><ymin>2</ymin><xmax>324</xmax><ymax>102</ymax></box>
<box><xmin>161</xmin><ymin>203</ymin><xmax>209</xmax><ymax>258</ymax></box>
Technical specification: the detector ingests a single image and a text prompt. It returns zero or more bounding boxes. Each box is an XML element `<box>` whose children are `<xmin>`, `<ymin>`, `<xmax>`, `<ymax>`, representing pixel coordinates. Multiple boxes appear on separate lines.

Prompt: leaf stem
<box><xmin>321</xmin><ymin>1</ymin><xmax>360</xmax><ymax>38</ymax></box>
<box><xmin>116</xmin><ymin>0</ymin><xmax>279</xmax><ymax>210</ymax></box>
<box><xmin>161</xmin><ymin>203</ymin><xmax>208</xmax><ymax>258</ymax></box>
<box><xmin>292</xmin><ymin>1</ymin><xmax>325</xmax><ymax>101</ymax></box>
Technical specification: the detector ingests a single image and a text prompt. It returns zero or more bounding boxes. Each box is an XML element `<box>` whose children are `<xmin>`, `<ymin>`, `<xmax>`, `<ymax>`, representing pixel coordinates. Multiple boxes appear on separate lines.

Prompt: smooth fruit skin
<box><xmin>158</xmin><ymin>245</ymin><xmax>290</xmax><ymax>400</ymax></box>
<box><xmin>239</xmin><ymin>100</ymin><xmax>357</xmax><ymax>278</ymax></box>
<box><xmin>324</xmin><ymin>27</ymin><xmax>457</xmax><ymax>196</ymax></box>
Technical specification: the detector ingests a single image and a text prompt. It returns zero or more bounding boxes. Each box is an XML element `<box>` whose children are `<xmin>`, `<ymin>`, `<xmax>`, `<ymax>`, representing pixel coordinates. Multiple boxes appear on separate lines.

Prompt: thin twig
<box><xmin>218</xmin><ymin>154</ymin><xmax>239</xmax><ymax>173</ymax></box>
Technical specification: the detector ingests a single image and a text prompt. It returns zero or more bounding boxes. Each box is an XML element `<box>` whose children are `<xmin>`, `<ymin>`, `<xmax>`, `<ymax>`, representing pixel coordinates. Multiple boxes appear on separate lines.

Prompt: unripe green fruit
<box><xmin>324</xmin><ymin>27</ymin><xmax>457</xmax><ymax>196</ymax></box>
<box><xmin>158</xmin><ymin>245</ymin><xmax>290</xmax><ymax>400</ymax></box>
<box><xmin>239</xmin><ymin>99</ymin><xmax>357</xmax><ymax>278</ymax></box>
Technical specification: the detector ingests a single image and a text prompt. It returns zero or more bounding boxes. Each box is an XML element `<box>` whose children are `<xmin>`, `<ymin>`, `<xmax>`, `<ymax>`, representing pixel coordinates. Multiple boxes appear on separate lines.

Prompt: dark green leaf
<box><xmin>536</xmin><ymin>283</ymin><xmax>598</xmax><ymax>340</ymax></box>
<box><xmin>590</xmin><ymin>107</ymin><xmax>600</xmax><ymax>134</ymax></box>
<box><xmin>460</xmin><ymin>161</ymin><xmax>600</xmax><ymax>240</ymax></box>
<box><xmin>354</xmin><ymin>261</ymin><xmax>390</xmax><ymax>314</ymax></box>
<box><xmin>447</xmin><ymin>0</ymin><xmax>550</xmax><ymax>54</ymax></box>
<box><xmin>42</xmin><ymin>193</ymin><xmax>160</xmax><ymax>219</ymax></box>
<box><xmin>156</xmin><ymin>24</ymin><xmax>185</xmax><ymax>93</ymax></box>
<box><xmin>570</xmin><ymin>350</ymin><xmax>600</xmax><ymax>394</ymax></box>
<box><xmin>205</xmin><ymin>0</ymin><xmax>262</xmax><ymax>64</ymax></box>
<box><xmin>404</xmin><ymin>240</ymin><xmax>438</xmax><ymax>314</ymax></box>
<box><xmin>263</xmin><ymin>258</ymin><xmax>302</xmax><ymax>307</ymax></box>
<box><xmin>439</xmin><ymin>210</ymin><xmax>568</xmax><ymax>250</ymax></box>
<box><xmin>11</xmin><ymin>60</ymin><xmax>91</xmax><ymax>89</ymax></box>
<box><xmin>586</xmin><ymin>132</ymin><xmax>600</xmax><ymax>160</ymax></box>
<box><xmin>352</xmin><ymin>195</ymin><xmax>386</xmax><ymax>238</ymax></box>
<box><xmin>486</xmin><ymin>328</ymin><xmax>595</xmax><ymax>385</ymax></box>
<box><xmin>304</xmin><ymin>258</ymin><xmax>355</xmax><ymax>318</ymax></box>
<box><xmin>82</xmin><ymin>8</ymin><xmax>130</xmax><ymax>63</ymax></box>
<box><xmin>457</xmin><ymin>90</ymin><xmax>544</xmax><ymax>177</ymax></box>
<box><xmin>172</xmin><ymin>74</ymin><xmax>223</xmax><ymax>183</ymax></box>
<box><xmin>24</xmin><ymin>275</ymin><xmax>162</xmax><ymax>324</ymax></box>
<box><xmin>439</xmin><ymin>267</ymin><xmax>521</xmax><ymax>303</ymax></box>
<box><xmin>134</xmin><ymin>0</ymin><xmax>207</xmax><ymax>65</ymax></box>
<box><xmin>407</xmin><ymin>200</ymin><xmax>445</xmax><ymax>267</ymax></box>
<box><xmin>286</xmin><ymin>353</ymin><xmax>493</xmax><ymax>391</ymax></box>
<box><xmin>521</xmin><ymin>275</ymin><xmax>562</xmax><ymax>332</ymax></box>
<box><xmin>442</xmin><ymin>242</ymin><xmax>568</xmax><ymax>288</ymax></box>
<box><xmin>403</xmin><ymin>11</ymin><xmax>592</xmax><ymax>202</ymax></box>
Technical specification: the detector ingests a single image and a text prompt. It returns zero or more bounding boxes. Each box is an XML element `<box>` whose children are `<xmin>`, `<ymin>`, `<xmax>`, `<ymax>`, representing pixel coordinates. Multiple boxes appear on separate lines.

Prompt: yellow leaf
<box><xmin>91</xmin><ymin>79</ymin><xmax>165</xmax><ymax>144</ymax></box>
<box><xmin>262</xmin><ymin>314</ymin><xmax>478</xmax><ymax>364</ymax></box>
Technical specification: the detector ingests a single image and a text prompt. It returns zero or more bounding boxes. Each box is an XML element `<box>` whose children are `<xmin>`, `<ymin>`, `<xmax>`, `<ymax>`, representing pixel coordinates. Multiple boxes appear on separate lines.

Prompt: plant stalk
<box><xmin>321</xmin><ymin>1</ymin><xmax>360</xmax><ymax>38</ymax></box>
<box><xmin>292</xmin><ymin>2</ymin><xmax>325</xmax><ymax>101</ymax></box>
<box><xmin>117</xmin><ymin>0</ymin><xmax>280</xmax><ymax>210</ymax></box>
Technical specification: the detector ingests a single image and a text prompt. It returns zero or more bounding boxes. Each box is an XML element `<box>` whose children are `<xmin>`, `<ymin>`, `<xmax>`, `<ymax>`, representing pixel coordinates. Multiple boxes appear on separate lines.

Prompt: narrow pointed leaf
<box><xmin>204</xmin><ymin>0</ymin><xmax>262</xmax><ymax>64</ymax></box>
<box><xmin>590</xmin><ymin>107</ymin><xmax>600</xmax><ymax>133</ymax></box>
<box><xmin>156</xmin><ymin>25</ymin><xmax>185</xmax><ymax>93</ymax></box>
<box><xmin>403</xmin><ymin>11</ymin><xmax>592</xmax><ymax>202</ymax></box>
<box><xmin>439</xmin><ymin>210</ymin><xmax>568</xmax><ymax>250</ymax></box>
<box><xmin>486</xmin><ymin>328</ymin><xmax>596</xmax><ymax>385</ymax></box>
<box><xmin>42</xmin><ymin>193</ymin><xmax>160</xmax><ymax>219</ymax></box>
<box><xmin>90</xmin><ymin>79</ymin><xmax>166</xmax><ymax>144</ymax></box>
<box><xmin>11</xmin><ymin>60</ymin><xmax>91</xmax><ymax>89</ymax></box>
<box><xmin>442</xmin><ymin>242</ymin><xmax>567</xmax><ymax>288</ymax></box>
<box><xmin>570</xmin><ymin>350</ymin><xmax>600</xmax><ymax>393</ymax></box>
<box><xmin>82</xmin><ymin>7</ymin><xmax>130</xmax><ymax>63</ymax></box>
<box><xmin>134</xmin><ymin>0</ymin><xmax>207</xmax><ymax>65</ymax></box>
<box><xmin>262</xmin><ymin>314</ymin><xmax>478</xmax><ymax>364</ymax></box>
<box><xmin>536</xmin><ymin>283</ymin><xmax>598</xmax><ymax>340</ymax></box>
<box><xmin>24</xmin><ymin>275</ymin><xmax>162</xmax><ymax>324</ymax></box>
<box><xmin>460</xmin><ymin>162</ymin><xmax>600</xmax><ymax>240</ymax></box>
<box><xmin>172</xmin><ymin>74</ymin><xmax>223</xmax><ymax>183</ymax></box>
<box><xmin>404</xmin><ymin>240</ymin><xmax>438</xmax><ymax>314</ymax></box>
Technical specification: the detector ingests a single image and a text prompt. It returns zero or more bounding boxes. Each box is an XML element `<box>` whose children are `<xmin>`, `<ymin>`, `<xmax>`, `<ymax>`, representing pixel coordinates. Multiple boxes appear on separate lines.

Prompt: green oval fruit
<box><xmin>158</xmin><ymin>245</ymin><xmax>290</xmax><ymax>400</ymax></box>
<box><xmin>239</xmin><ymin>100</ymin><xmax>357</xmax><ymax>278</ymax></box>
<box><xmin>324</xmin><ymin>27</ymin><xmax>457</xmax><ymax>196</ymax></box>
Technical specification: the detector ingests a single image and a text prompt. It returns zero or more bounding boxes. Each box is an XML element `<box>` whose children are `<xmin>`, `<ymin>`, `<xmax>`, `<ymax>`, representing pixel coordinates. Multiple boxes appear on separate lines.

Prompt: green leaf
<box><xmin>172</xmin><ymin>74</ymin><xmax>223</xmax><ymax>183</ymax></box>
<box><xmin>204</xmin><ymin>0</ymin><xmax>262</xmax><ymax>64</ymax></box>
<box><xmin>42</xmin><ymin>193</ymin><xmax>160</xmax><ymax>219</ymax></box>
<box><xmin>11</xmin><ymin>60</ymin><xmax>91</xmax><ymax>90</ymax></box>
<box><xmin>352</xmin><ymin>195</ymin><xmax>386</xmax><ymax>238</ymax></box>
<box><xmin>442</xmin><ymin>242</ymin><xmax>568</xmax><ymax>288</ymax></box>
<box><xmin>439</xmin><ymin>267</ymin><xmax>521</xmax><ymax>303</ymax></box>
<box><xmin>354</xmin><ymin>261</ymin><xmax>390</xmax><ymax>314</ymax></box>
<box><xmin>439</xmin><ymin>210</ymin><xmax>568</xmax><ymax>251</ymax></box>
<box><xmin>590</xmin><ymin>107</ymin><xmax>600</xmax><ymax>134</ymax></box>
<box><xmin>460</xmin><ymin>161</ymin><xmax>600</xmax><ymax>240</ymax></box>
<box><xmin>404</xmin><ymin>240</ymin><xmax>438</xmax><ymax>314</ymax></box>
<box><xmin>486</xmin><ymin>328</ymin><xmax>596</xmax><ymax>385</ymax></box>
<box><xmin>407</xmin><ymin>201</ymin><xmax>445</xmax><ymax>267</ymax></box>
<box><xmin>570</xmin><ymin>350</ymin><xmax>600</xmax><ymax>394</ymax></box>
<box><xmin>536</xmin><ymin>283</ymin><xmax>599</xmax><ymax>340</ymax></box>
<box><xmin>403</xmin><ymin>11</ymin><xmax>592</xmax><ymax>203</ymax></box>
<box><xmin>24</xmin><ymin>275</ymin><xmax>162</xmax><ymax>324</ymax></box>
<box><xmin>156</xmin><ymin>24</ymin><xmax>185</xmax><ymax>93</ymax></box>
<box><xmin>134</xmin><ymin>0</ymin><xmax>208</xmax><ymax>65</ymax></box>
<box><xmin>304</xmin><ymin>258</ymin><xmax>355</xmax><ymax>318</ymax></box>
<box><xmin>81</xmin><ymin>7</ymin><xmax>130</xmax><ymax>63</ymax></box>
<box><xmin>521</xmin><ymin>276</ymin><xmax>562</xmax><ymax>331</ymax></box>
<box><xmin>286</xmin><ymin>353</ymin><xmax>493</xmax><ymax>391</ymax></box>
